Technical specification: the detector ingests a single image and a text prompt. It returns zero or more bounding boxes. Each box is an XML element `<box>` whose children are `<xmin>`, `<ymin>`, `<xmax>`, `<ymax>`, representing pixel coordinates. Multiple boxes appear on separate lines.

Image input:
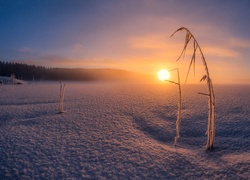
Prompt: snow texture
<box><xmin>0</xmin><ymin>76</ymin><xmax>28</xmax><ymax>85</ymax></box>
<box><xmin>0</xmin><ymin>82</ymin><xmax>249</xmax><ymax>179</ymax></box>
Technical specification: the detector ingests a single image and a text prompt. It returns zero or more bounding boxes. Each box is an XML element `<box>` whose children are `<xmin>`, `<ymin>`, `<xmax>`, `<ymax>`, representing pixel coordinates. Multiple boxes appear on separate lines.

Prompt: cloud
<box><xmin>203</xmin><ymin>46</ymin><xmax>238</xmax><ymax>58</ymax></box>
<box><xmin>228</xmin><ymin>38</ymin><xmax>250</xmax><ymax>49</ymax></box>
<box><xmin>18</xmin><ymin>47</ymin><xmax>35</xmax><ymax>53</ymax></box>
<box><xmin>71</xmin><ymin>43</ymin><xmax>84</xmax><ymax>52</ymax></box>
<box><xmin>128</xmin><ymin>35</ymin><xmax>168</xmax><ymax>50</ymax></box>
<box><xmin>16</xmin><ymin>54</ymin><xmax>121</xmax><ymax>69</ymax></box>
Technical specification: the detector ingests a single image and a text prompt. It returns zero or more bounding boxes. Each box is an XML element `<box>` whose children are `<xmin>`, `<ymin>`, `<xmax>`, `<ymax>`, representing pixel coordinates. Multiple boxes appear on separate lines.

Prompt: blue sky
<box><xmin>1</xmin><ymin>0</ymin><xmax>250</xmax><ymax>83</ymax></box>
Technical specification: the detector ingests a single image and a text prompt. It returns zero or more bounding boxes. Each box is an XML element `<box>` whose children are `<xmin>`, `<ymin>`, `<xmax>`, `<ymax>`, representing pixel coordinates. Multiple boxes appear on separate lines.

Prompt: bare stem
<box><xmin>166</xmin><ymin>68</ymin><xmax>182</xmax><ymax>146</ymax></box>
<box><xmin>59</xmin><ymin>81</ymin><xmax>66</xmax><ymax>113</ymax></box>
<box><xmin>171</xmin><ymin>27</ymin><xmax>215</xmax><ymax>150</ymax></box>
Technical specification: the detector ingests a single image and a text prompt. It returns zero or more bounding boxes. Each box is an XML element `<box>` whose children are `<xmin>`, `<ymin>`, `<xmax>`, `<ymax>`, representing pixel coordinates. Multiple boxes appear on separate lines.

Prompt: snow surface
<box><xmin>0</xmin><ymin>76</ymin><xmax>28</xmax><ymax>85</ymax></box>
<box><xmin>0</xmin><ymin>82</ymin><xmax>249</xmax><ymax>179</ymax></box>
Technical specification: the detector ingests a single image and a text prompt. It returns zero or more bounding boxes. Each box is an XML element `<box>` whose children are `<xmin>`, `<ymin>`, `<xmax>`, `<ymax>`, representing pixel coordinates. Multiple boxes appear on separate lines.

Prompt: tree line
<box><xmin>0</xmin><ymin>61</ymin><xmax>147</xmax><ymax>82</ymax></box>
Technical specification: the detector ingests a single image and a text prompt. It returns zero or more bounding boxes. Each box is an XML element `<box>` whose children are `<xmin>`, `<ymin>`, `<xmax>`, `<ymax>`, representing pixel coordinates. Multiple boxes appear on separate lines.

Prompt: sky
<box><xmin>1</xmin><ymin>0</ymin><xmax>250</xmax><ymax>84</ymax></box>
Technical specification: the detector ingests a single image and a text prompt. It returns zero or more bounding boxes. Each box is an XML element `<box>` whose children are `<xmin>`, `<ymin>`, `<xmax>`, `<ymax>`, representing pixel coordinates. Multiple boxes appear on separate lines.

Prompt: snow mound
<box><xmin>0</xmin><ymin>75</ymin><xmax>28</xmax><ymax>85</ymax></box>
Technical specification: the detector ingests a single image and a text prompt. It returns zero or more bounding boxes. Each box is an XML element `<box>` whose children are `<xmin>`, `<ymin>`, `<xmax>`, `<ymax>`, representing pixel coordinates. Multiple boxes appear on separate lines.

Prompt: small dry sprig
<box><xmin>171</xmin><ymin>27</ymin><xmax>215</xmax><ymax>150</ymax></box>
<box><xmin>166</xmin><ymin>68</ymin><xmax>181</xmax><ymax>147</ymax></box>
<box><xmin>59</xmin><ymin>81</ymin><xmax>66</xmax><ymax>113</ymax></box>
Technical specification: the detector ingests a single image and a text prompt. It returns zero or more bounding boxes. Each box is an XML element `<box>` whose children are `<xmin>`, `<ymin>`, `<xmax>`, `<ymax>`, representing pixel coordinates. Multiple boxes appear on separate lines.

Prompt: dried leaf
<box><xmin>200</xmin><ymin>75</ymin><xmax>207</xmax><ymax>82</ymax></box>
<box><xmin>182</xmin><ymin>33</ymin><xmax>192</xmax><ymax>59</ymax></box>
<box><xmin>176</xmin><ymin>33</ymin><xmax>192</xmax><ymax>61</ymax></box>
<box><xmin>198</xmin><ymin>92</ymin><xmax>210</xmax><ymax>96</ymax></box>
<box><xmin>170</xmin><ymin>27</ymin><xmax>185</xmax><ymax>37</ymax></box>
<box><xmin>185</xmin><ymin>58</ymin><xmax>194</xmax><ymax>84</ymax></box>
<box><xmin>167</xmin><ymin>80</ymin><xmax>179</xmax><ymax>85</ymax></box>
<box><xmin>171</xmin><ymin>27</ymin><xmax>192</xmax><ymax>61</ymax></box>
<box><xmin>193</xmin><ymin>41</ymin><xmax>197</xmax><ymax>76</ymax></box>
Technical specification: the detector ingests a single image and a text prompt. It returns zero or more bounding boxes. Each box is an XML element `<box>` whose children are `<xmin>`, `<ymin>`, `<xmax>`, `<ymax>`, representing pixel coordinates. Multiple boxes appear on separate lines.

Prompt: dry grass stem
<box><xmin>166</xmin><ymin>68</ymin><xmax>181</xmax><ymax>146</ymax></box>
<box><xmin>59</xmin><ymin>81</ymin><xmax>66</xmax><ymax>113</ymax></box>
<box><xmin>171</xmin><ymin>27</ymin><xmax>216</xmax><ymax>150</ymax></box>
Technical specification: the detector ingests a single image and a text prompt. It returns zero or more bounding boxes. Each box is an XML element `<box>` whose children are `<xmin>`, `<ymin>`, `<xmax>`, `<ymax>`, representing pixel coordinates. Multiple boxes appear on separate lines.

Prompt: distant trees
<box><xmin>0</xmin><ymin>61</ymin><xmax>146</xmax><ymax>82</ymax></box>
<box><xmin>0</xmin><ymin>61</ymin><xmax>46</xmax><ymax>80</ymax></box>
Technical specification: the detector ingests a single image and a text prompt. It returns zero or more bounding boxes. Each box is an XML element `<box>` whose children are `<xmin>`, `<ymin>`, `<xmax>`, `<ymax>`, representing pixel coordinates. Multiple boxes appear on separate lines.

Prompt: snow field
<box><xmin>0</xmin><ymin>83</ymin><xmax>249</xmax><ymax>179</ymax></box>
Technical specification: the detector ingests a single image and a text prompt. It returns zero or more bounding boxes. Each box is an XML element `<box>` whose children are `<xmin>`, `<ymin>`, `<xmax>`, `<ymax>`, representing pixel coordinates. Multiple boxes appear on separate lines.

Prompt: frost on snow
<box><xmin>0</xmin><ymin>83</ymin><xmax>249</xmax><ymax>179</ymax></box>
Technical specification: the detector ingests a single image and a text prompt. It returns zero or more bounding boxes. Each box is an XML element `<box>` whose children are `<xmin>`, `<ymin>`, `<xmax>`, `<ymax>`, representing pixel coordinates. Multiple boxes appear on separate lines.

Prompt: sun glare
<box><xmin>158</xmin><ymin>69</ymin><xmax>170</xmax><ymax>81</ymax></box>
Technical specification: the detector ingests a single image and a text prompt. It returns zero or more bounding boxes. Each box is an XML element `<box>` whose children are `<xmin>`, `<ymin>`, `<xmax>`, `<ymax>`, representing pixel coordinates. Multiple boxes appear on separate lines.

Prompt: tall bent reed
<box><xmin>166</xmin><ymin>68</ymin><xmax>182</xmax><ymax>146</ymax></box>
<box><xmin>59</xmin><ymin>81</ymin><xmax>66</xmax><ymax>113</ymax></box>
<box><xmin>171</xmin><ymin>27</ymin><xmax>215</xmax><ymax>150</ymax></box>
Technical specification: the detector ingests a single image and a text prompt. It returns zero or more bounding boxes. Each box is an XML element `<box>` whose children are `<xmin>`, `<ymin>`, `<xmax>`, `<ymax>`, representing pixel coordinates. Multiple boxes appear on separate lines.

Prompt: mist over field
<box><xmin>0</xmin><ymin>61</ymin><xmax>154</xmax><ymax>83</ymax></box>
<box><xmin>0</xmin><ymin>82</ymin><xmax>249</xmax><ymax>179</ymax></box>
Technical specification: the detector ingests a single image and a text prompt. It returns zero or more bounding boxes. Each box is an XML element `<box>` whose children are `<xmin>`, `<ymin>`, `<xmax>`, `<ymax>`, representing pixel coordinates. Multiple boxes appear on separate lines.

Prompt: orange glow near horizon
<box><xmin>16</xmin><ymin>35</ymin><xmax>250</xmax><ymax>84</ymax></box>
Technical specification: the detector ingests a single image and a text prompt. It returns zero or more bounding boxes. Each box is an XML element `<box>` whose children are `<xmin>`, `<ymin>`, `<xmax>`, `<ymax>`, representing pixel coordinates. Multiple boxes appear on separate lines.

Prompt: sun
<box><xmin>158</xmin><ymin>69</ymin><xmax>170</xmax><ymax>81</ymax></box>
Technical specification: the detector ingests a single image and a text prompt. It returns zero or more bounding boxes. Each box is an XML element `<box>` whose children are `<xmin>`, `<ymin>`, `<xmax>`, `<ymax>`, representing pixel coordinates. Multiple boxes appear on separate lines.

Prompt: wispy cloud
<box><xmin>18</xmin><ymin>47</ymin><xmax>34</xmax><ymax>53</ymax></box>
<box><xmin>203</xmin><ymin>46</ymin><xmax>239</xmax><ymax>58</ymax></box>
<box><xmin>71</xmin><ymin>43</ymin><xmax>85</xmax><ymax>52</ymax></box>
<box><xmin>128</xmin><ymin>35</ymin><xmax>167</xmax><ymax>50</ymax></box>
<box><xmin>228</xmin><ymin>38</ymin><xmax>250</xmax><ymax>49</ymax></box>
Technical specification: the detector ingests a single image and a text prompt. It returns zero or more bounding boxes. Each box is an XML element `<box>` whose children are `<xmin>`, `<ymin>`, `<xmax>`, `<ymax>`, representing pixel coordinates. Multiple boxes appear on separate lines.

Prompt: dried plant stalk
<box><xmin>59</xmin><ymin>81</ymin><xmax>66</xmax><ymax>113</ymax></box>
<box><xmin>167</xmin><ymin>68</ymin><xmax>181</xmax><ymax>146</ymax></box>
<box><xmin>171</xmin><ymin>27</ymin><xmax>215</xmax><ymax>150</ymax></box>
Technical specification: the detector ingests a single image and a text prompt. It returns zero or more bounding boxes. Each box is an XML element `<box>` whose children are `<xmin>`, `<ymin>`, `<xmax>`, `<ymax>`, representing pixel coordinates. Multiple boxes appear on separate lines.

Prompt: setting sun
<box><xmin>158</xmin><ymin>69</ymin><xmax>170</xmax><ymax>81</ymax></box>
